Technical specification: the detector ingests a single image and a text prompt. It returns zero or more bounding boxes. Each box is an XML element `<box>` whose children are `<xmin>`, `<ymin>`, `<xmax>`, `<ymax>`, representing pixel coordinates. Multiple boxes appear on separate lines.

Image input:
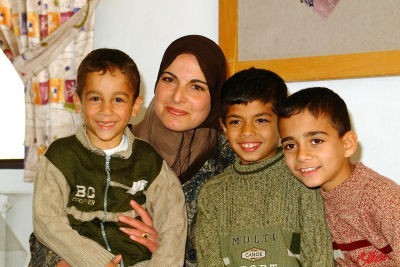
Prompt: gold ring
<box><xmin>141</xmin><ymin>232</ymin><xmax>150</xmax><ymax>238</ymax></box>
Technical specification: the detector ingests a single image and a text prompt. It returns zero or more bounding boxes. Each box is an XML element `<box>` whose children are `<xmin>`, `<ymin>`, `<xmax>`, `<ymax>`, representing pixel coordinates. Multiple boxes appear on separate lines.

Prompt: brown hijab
<box><xmin>131</xmin><ymin>35</ymin><xmax>227</xmax><ymax>184</ymax></box>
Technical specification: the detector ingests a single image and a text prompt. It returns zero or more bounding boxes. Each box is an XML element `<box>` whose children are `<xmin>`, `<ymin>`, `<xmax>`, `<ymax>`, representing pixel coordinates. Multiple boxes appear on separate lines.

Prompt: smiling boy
<box><xmin>196</xmin><ymin>68</ymin><xmax>333</xmax><ymax>267</ymax></box>
<box><xmin>278</xmin><ymin>87</ymin><xmax>400</xmax><ymax>266</ymax></box>
<box><xmin>32</xmin><ymin>48</ymin><xmax>187</xmax><ymax>267</ymax></box>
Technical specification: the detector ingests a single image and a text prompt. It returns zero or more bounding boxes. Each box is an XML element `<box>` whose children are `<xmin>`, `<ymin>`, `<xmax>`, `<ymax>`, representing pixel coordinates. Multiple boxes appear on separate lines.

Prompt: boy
<box><xmin>32</xmin><ymin>48</ymin><xmax>187</xmax><ymax>267</ymax></box>
<box><xmin>278</xmin><ymin>87</ymin><xmax>400</xmax><ymax>266</ymax></box>
<box><xmin>196</xmin><ymin>68</ymin><xmax>334</xmax><ymax>267</ymax></box>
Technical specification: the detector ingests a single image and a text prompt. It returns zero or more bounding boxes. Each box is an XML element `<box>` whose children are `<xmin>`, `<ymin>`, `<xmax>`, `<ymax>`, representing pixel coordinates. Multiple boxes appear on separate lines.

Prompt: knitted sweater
<box><xmin>320</xmin><ymin>162</ymin><xmax>400</xmax><ymax>266</ymax></box>
<box><xmin>196</xmin><ymin>150</ymin><xmax>334</xmax><ymax>267</ymax></box>
<box><xmin>33</xmin><ymin>126</ymin><xmax>187</xmax><ymax>267</ymax></box>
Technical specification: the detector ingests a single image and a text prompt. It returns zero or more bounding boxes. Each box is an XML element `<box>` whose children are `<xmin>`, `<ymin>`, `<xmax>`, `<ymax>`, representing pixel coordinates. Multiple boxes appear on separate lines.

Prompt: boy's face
<box><xmin>279</xmin><ymin>110</ymin><xmax>357</xmax><ymax>191</ymax></box>
<box><xmin>74</xmin><ymin>69</ymin><xmax>142</xmax><ymax>150</ymax></box>
<box><xmin>221</xmin><ymin>100</ymin><xmax>279</xmax><ymax>165</ymax></box>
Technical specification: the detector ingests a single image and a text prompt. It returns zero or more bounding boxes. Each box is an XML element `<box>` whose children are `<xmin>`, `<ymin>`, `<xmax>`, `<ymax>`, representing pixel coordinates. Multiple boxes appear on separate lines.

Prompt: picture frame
<box><xmin>219</xmin><ymin>0</ymin><xmax>400</xmax><ymax>81</ymax></box>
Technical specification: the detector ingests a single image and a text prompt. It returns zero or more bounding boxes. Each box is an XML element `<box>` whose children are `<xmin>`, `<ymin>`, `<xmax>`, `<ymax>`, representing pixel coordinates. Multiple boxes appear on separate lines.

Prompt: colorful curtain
<box><xmin>0</xmin><ymin>0</ymin><xmax>99</xmax><ymax>182</ymax></box>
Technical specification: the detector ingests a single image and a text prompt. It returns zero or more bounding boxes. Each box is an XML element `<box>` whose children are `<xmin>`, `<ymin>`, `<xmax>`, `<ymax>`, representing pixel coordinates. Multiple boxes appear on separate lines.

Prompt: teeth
<box><xmin>241</xmin><ymin>143</ymin><xmax>258</xmax><ymax>148</ymax></box>
<box><xmin>299</xmin><ymin>167</ymin><xmax>317</xmax><ymax>172</ymax></box>
<box><xmin>99</xmin><ymin>122</ymin><xmax>114</xmax><ymax>126</ymax></box>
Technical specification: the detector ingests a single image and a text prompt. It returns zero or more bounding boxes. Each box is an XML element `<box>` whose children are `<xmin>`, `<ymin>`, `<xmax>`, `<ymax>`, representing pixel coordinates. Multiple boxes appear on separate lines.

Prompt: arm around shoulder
<box><xmin>299</xmin><ymin>189</ymin><xmax>334</xmax><ymax>267</ymax></box>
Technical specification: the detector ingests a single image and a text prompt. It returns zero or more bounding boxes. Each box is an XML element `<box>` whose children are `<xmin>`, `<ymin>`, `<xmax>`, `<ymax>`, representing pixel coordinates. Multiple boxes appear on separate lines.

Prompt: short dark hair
<box><xmin>76</xmin><ymin>48</ymin><xmax>140</xmax><ymax>99</ymax></box>
<box><xmin>220</xmin><ymin>67</ymin><xmax>287</xmax><ymax>124</ymax></box>
<box><xmin>278</xmin><ymin>87</ymin><xmax>351</xmax><ymax>137</ymax></box>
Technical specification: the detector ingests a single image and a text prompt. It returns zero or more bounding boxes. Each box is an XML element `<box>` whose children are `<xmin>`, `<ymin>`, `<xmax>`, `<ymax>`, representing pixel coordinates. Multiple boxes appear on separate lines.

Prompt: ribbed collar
<box><xmin>233</xmin><ymin>148</ymin><xmax>284</xmax><ymax>175</ymax></box>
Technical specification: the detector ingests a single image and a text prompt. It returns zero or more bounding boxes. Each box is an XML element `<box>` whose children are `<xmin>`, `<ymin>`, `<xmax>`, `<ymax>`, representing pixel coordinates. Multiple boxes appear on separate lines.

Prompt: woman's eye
<box><xmin>192</xmin><ymin>84</ymin><xmax>206</xmax><ymax>91</ymax></box>
<box><xmin>161</xmin><ymin>76</ymin><xmax>175</xmax><ymax>83</ymax></box>
<box><xmin>311</xmin><ymin>139</ymin><xmax>323</xmax><ymax>145</ymax></box>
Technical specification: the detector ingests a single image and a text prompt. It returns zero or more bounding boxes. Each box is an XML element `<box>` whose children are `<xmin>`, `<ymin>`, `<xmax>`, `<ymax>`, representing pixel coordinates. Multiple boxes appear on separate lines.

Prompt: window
<box><xmin>0</xmin><ymin>50</ymin><xmax>25</xmax><ymax>164</ymax></box>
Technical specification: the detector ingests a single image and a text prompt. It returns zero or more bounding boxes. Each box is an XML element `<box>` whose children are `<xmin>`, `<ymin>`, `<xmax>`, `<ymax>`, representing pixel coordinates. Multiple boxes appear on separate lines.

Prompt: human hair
<box><xmin>76</xmin><ymin>48</ymin><xmax>140</xmax><ymax>99</ymax></box>
<box><xmin>278</xmin><ymin>87</ymin><xmax>351</xmax><ymax>137</ymax></box>
<box><xmin>220</xmin><ymin>67</ymin><xmax>287</xmax><ymax>124</ymax></box>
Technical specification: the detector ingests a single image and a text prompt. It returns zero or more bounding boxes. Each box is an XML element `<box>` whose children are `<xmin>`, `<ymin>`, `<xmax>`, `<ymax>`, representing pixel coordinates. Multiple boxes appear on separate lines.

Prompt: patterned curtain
<box><xmin>0</xmin><ymin>0</ymin><xmax>99</xmax><ymax>182</ymax></box>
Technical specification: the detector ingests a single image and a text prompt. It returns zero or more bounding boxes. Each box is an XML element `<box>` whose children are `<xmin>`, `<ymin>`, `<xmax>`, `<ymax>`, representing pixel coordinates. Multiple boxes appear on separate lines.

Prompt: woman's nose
<box><xmin>172</xmin><ymin>85</ymin><xmax>186</xmax><ymax>103</ymax></box>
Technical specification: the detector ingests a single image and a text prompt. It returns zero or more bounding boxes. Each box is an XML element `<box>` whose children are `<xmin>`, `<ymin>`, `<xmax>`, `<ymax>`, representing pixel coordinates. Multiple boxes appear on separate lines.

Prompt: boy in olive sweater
<box><xmin>32</xmin><ymin>48</ymin><xmax>187</xmax><ymax>267</ymax></box>
<box><xmin>196</xmin><ymin>68</ymin><xmax>333</xmax><ymax>267</ymax></box>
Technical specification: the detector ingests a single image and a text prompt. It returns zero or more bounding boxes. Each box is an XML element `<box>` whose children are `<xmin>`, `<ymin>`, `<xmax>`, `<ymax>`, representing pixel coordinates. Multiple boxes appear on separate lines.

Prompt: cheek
<box><xmin>189</xmin><ymin>95</ymin><xmax>211</xmax><ymax>119</ymax></box>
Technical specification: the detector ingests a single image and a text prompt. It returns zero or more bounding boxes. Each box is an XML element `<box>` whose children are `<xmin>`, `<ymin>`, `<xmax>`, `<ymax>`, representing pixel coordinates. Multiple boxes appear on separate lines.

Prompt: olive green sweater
<box><xmin>33</xmin><ymin>126</ymin><xmax>187</xmax><ymax>267</ymax></box>
<box><xmin>196</xmin><ymin>150</ymin><xmax>334</xmax><ymax>267</ymax></box>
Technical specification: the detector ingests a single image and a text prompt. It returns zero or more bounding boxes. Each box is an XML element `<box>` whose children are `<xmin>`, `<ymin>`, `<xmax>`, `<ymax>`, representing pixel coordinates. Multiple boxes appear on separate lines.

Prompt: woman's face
<box><xmin>154</xmin><ymin>53</ymin><xmax>211</xmax><ymax>132</ymax></box>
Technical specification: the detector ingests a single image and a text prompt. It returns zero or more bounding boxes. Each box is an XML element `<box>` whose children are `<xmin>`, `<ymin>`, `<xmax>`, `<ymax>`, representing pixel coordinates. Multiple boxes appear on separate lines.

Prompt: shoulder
<box><xmin>45</xmin><ymin>135</ymin><xmax>79</xmax><ymax>159</ymax></box>
<box><xmin>357</xmin><ymin>163</ymin><xmax>400</xmax><ymax>204</ymax></box>
<box><xmin>198</xmin><ymin>167</ymin><xmax>233</xmax><ymax>198</ymax></box>
<box><xmin>132</xmin><ymin>137</ymin><xmax>163</xmax><ymax>161</ymax></box>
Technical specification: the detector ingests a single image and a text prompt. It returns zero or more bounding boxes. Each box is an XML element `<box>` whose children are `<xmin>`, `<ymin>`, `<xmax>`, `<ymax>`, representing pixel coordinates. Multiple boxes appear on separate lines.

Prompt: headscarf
<box><xmin>131</xmin><ymin>35</ymin><xmax>227</xmax><ymax>184</ymax></box>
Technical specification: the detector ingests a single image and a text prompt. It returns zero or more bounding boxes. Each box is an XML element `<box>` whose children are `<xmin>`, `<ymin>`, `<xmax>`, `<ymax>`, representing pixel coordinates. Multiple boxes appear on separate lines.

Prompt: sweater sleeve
<box><xmin>299</xmin><ymin>189</ymin><xmax>334</xmax><ymax>267</ymax></box>
<box><xmin>144</xmin><ymin>161</ymin><xmax>187</xmax><ymax>266</ymax></box>
<box><xmin>369</xmin><ymin>180</ymin><xmax>400</xmax><ymax>264</ymax></box>
<box><xmin>196</xmin><ymin>183</ymin><xmax>225</xmax><ymax>267</ymax></box>
<box><xmin>33</xmin><ymin>156</ymin><xmax>114</xmax><ymax>267</ymax></box>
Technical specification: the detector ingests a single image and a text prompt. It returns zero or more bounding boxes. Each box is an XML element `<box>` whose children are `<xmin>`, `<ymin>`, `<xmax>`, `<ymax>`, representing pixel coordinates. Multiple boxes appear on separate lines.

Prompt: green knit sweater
<box><xmin>196</xmin><ymin>150</ymin><xmax>334</xmax><ymax>267</ymax></box>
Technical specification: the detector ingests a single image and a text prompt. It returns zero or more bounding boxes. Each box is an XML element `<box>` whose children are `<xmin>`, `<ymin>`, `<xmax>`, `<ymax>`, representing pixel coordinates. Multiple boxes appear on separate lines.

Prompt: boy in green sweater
<box><xmin>196</xmin><ymin>68</ymin><xmax>334</xmax><ymax>267</ymax></box>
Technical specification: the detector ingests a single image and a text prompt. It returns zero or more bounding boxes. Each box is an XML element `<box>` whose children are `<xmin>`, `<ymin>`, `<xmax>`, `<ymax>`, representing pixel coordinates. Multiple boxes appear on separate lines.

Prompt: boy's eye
<box><xmin>89</xmin><ymin>96</ymin><xmax>100</xmax><ymax>102</ymax></box>
<box><xmin>228</xmin><ymin>119</ymin><xmax>241</xmax><ymax>125</ymax></box>
<box><xmin>283</xmin><ymin>143</ymin><xmax>296</xmax><ymax>151</ymax></box>
<box><xmin>256</xmin><ymin>118</ymin><xmax>269</xmax><ymax>124</ymax></box>
<box><xmin>311</xmin><ymin>139</ymin><xmax>324</xmax><ymax>145</ymax></box>
<box><xmin>115</xmin><ymin>97</ymin><xmax>125</xmax><ymax>103</ymax></box>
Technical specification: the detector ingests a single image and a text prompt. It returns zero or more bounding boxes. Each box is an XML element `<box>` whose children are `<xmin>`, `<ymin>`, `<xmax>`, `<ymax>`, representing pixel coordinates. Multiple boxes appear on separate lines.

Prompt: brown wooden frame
<box><xmin>219</xmin><ymin>0</ymin><xmax>400</xmax><ymax>81</ymax></box>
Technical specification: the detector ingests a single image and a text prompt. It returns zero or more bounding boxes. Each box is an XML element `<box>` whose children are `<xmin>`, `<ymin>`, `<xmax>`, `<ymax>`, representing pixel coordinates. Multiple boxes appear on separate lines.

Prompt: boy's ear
<box><xmin>73</xmin><ymin>92</ymin><xmax>81</xmax><ymax>113</ymax></box>
<box><xmin>131</xmin><ymin>96</ymin><xmax>143</xmax><ymax>117</ymax></box>
<box><xmin>219</xmin><ymin>118</ymin><xmax>228</xmax><ymax>136</ymax></box>
<box><xmin>343</xmin><ymin>130</ymin><xmax>358</xmax><ymax>158</ymax></box>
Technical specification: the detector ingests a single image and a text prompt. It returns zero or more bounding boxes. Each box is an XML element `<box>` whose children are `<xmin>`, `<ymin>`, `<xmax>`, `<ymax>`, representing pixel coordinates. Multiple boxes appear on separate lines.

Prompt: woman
<box><xmin>29</xmin><ymin>35</ymin><xmax>234</xmax><ymax>267</ymax></box>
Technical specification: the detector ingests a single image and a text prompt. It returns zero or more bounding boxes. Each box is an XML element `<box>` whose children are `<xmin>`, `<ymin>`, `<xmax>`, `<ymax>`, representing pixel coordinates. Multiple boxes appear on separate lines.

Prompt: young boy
<box><xmin>32</xmin><ymin>48</ymin><xmax>187</xmax><ymax>267</ymax></box>
<box><xmin>278</xmin><ymin>87</ymin><xmax>400</xmax><ymax>266</ymax></box>
<box><xmin>196</xmin><ymin>68</ymin><xmax>334</xmax><ymax>267</ymax></box>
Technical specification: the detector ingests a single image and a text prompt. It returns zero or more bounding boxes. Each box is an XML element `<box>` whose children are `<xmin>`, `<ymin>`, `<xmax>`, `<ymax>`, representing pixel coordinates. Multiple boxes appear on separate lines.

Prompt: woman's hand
<box><xmin>104</xmin><ymin>255</ymin><xmax>122</xmax><ymax>267</ymax></box>
<box><xmin>119</xmin><ymin>200</ymin><xmax>159</xmax><ymax>253</ymax></box>
<box><xmin>56</xmin><ymin>260</ymin><xmax>71</xmax><ymax>267</ymax></box>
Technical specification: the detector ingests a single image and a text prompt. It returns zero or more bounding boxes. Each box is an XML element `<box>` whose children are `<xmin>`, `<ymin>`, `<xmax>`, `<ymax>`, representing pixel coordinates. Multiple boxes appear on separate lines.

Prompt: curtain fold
<box><xmin>0</xmin><ymin>0</ymin><xmax>100</xmax><ymax>182</ymax></box>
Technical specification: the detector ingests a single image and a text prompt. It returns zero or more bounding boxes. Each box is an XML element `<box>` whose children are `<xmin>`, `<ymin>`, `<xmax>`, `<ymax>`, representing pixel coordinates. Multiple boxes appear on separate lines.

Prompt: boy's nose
<box><xmin>297</xmin><ymin>145</ymin><xmax>311</xmax><ymax>161</ymax></box>
<box><xmin>241</xmin><ymin>122</ymin><xmax>256</xmax><ymax>137</ymax></box>
<box><xmin>100</xmin><ymin>102</ymin><xmax>113</xmax><ymax>115</ymax></box>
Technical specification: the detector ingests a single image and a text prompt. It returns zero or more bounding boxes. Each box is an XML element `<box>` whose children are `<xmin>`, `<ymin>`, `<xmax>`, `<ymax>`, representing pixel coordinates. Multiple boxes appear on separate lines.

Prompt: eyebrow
<box><xmin>161</xmin><ymin>71</ymin><xmax>208</xmax><ymax>86</ymax></box>
<box><xmin>280</xmin><ymin>131</ymin><xmax>328</xmax><ymax>144</ymax></box>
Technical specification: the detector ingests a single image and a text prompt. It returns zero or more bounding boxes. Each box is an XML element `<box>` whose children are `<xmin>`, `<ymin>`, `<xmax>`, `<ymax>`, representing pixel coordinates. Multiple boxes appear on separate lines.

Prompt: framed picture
<box><xmin>219</xmin><ymin>0</ymin><xmax>400</xmax><ymax>81</ymax></box>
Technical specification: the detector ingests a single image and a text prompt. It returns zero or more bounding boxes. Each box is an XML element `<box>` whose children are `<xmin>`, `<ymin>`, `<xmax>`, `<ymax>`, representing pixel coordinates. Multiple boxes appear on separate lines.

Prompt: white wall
<box><xmin>92</xmin><ymin>0</ymin><xmax>399</xmax><ymax>183</ymax></box>
<box><xmin>1</xmin><ymin>0</ymin><xmax>399</xmax><ymax>265</ymax></box>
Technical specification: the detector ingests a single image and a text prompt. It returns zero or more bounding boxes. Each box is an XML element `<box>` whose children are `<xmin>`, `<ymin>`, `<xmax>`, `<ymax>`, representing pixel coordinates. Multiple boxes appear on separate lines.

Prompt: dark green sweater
<box><xmin>196</xmin><ymin>150</ymin><xmax>334</xmax><ymax>267</ymax></box>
